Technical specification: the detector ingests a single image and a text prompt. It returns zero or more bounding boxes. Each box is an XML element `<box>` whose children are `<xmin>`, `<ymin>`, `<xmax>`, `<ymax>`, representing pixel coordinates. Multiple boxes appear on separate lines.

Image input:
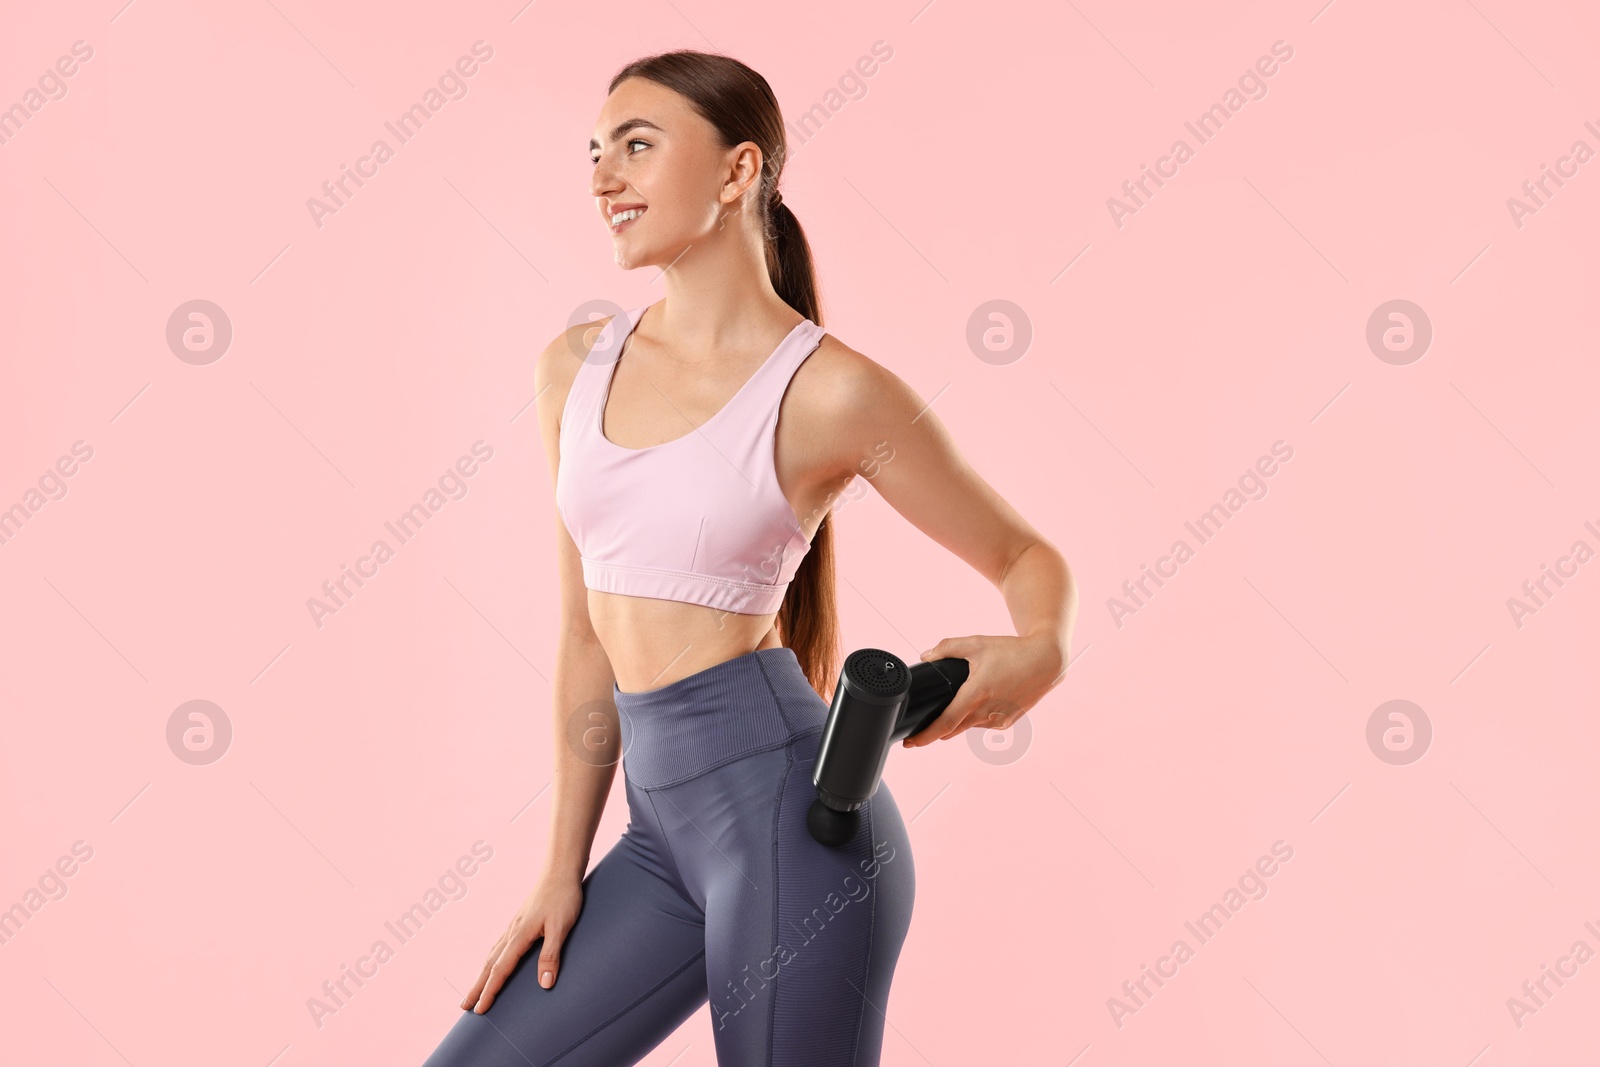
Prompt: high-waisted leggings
<box><xmin>421</xmin><ymin>646</ymin><xmax>916</xmax><ymax>1067</ymax></box>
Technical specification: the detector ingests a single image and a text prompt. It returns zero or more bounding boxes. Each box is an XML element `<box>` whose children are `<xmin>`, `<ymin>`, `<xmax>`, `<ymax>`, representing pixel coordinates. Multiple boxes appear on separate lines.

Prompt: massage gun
<box><xmin>807</xmin><ymin>647</ymin><xmax>969</xmax><ymax>847</ymax></box>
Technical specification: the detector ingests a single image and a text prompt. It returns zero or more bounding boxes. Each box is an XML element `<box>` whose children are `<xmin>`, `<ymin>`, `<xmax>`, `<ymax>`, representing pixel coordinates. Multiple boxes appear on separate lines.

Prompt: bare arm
<box><xmin>535</xmin><ymin>323</ymin><xmax>620</xmax><ymax>881</ymax></box>
<box><xmin>462</xmin><ymin>323</ymin><xmax>622</xmax><ymax>1012</ymax></box>
<box><xmin>821</xmin><ymin>345</ymin><xmax>1076</xmax><ymax>738</ymax></box>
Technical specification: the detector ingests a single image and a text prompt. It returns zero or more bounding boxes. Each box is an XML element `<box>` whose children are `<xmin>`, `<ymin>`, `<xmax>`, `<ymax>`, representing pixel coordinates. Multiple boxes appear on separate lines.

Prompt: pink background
<box><xmin>3</xmin><ymin>0</ymin><xmax>1598</xmax><ymax>1064</ymax></box>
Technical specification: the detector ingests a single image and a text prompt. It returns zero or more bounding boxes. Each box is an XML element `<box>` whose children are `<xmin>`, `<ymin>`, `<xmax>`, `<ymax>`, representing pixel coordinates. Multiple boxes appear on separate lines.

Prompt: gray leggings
<box><xmin>421</xmin><ymin>647</ymin><xmax>916</xmax><ymax>1066</ymax></box>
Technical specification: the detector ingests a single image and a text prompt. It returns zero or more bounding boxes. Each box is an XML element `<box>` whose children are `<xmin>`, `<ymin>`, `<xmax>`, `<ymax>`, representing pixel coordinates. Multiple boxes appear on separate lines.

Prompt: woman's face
<box><xmin>590</xmin><ymin>77</ymin><xmax>760</xmax><ymax>269</ymax></box>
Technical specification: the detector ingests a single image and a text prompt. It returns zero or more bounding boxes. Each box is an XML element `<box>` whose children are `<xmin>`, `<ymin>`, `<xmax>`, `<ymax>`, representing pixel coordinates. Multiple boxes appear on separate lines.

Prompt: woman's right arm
<box><xmin>461</xmin><ymin>321</ymin><xmax>620</xmax><ymax>1014</ymax></box>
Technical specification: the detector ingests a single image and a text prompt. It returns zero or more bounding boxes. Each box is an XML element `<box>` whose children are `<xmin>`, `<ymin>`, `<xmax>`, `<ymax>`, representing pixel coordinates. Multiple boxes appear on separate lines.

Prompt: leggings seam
<box><xmin>757</xmin><ymin>646</ymin><xmax>795</xmax><ymax>1067</ymax></box>
<box><xmin>644</xmin><ymin>790</ymin><xmax>692</xmax><ymax>901</ymax></box>
<box><xmin>850</xmin><ymin>801</ymin><xmax>878</xmax><ymax>1065</ymax></box>
<box><xmin>541</xmin><ymin>947</ymin><xmax>707</xmax><ymax>1066</ymax></box>
<box><xmin>755</xmin><ymin>650</ymin><xmax>799</xmax><ymax>735</ymax></box>
<box><xmin>766</xmin><ymin>733</ymin><xmax>792</xmax><ymax>1067</ymax></box>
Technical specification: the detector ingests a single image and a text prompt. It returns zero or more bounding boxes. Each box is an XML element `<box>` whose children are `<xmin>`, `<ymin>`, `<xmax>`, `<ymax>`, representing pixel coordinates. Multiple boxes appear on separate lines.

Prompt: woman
<box><xmin>423</xmin><ymin>49</ymin><xmax>1074</xmax><ymax>1067</ymax></box>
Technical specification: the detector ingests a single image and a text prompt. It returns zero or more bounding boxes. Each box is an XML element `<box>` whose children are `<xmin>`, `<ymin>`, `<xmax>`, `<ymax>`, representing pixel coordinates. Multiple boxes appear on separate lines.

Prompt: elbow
<box><xmin>997</xmin><ymin>537</ymin><xmax>1065</xmax><ymax>588</ymax></box>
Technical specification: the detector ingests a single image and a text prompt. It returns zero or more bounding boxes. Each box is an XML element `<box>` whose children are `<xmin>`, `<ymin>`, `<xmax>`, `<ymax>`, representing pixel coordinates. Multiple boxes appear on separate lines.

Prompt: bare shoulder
<box><xmin>534</xmin><ymin>317</ymin><xmax>611</xmax><ymax>436</ymax></box>
<box><xmin>532</xmin><ymin>315</ymin><xmax>614</xmax><ymax>474</ymax></box>
<box><xmin>787</xmin><ymin>328</ymin><xmax>929</xmax><ymax>477</ymax></box>
<box><xmin>792</xmin><ymin>330</ymin><xmax>910</xmax><ymax>414</ymax></box>
<box><xmin>795</xmin><ymin>329</ymin><xmax>927</xmax><ymax>425</ymax></box>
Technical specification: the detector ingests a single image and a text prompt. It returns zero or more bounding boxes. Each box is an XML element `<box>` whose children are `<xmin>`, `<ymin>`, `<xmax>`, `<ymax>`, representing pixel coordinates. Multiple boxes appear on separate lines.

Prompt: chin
<box><xmin>612</xmin><ymin>239</ymin><xmax>680</xmax><ymax>271</ymax></box>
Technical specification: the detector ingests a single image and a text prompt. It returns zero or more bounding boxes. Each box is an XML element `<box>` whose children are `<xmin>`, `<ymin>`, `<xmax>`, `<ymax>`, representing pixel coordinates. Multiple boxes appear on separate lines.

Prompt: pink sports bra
<box><xmin>555</xmin><ymin>303</ymin><xmax>826</xmax><ymax>615</ymax></box>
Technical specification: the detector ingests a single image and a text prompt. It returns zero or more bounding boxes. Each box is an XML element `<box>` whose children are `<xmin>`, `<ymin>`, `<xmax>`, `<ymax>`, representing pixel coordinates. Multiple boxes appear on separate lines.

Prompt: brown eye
<box><xmin>591</xmin><ymin>139</ymin><xmax>650</xmax><ymax>165</ymax></box>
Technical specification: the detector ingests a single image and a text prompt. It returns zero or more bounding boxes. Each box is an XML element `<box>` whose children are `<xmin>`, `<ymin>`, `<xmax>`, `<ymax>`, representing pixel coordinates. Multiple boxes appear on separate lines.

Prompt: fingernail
<box><xmin>541</xmin><ymin>971</ymin><xmax>553</xmax><ymax>988</ymax></box>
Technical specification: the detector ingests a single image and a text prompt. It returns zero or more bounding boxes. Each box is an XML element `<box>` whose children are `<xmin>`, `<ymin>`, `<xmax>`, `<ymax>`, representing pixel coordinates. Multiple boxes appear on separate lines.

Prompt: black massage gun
<box><xmin>807</xmin><ymin>648</ymin><xmax>969</xmax><ymax>847</ymax></box>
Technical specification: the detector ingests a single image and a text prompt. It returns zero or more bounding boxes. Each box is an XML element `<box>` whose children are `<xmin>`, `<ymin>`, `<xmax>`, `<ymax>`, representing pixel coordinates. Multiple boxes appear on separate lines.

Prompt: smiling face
<box><xmin>589</xmin><ymin>76</ymin><xmax>763</xmax><ymax>269</ymax></box>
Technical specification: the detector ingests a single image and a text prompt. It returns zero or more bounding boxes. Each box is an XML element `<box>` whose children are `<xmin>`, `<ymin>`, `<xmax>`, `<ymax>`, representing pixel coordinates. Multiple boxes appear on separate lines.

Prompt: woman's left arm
<box><xmin>821</xmin><ymin>347</ymin><xmax>1079</xmax><ymax>748</ymax></box>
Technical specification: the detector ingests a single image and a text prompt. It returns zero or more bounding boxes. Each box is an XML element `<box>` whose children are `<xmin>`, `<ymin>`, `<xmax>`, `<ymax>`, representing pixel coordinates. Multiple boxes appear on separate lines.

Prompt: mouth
<box><xmin>609</xmin><ymin>205</ymin><xmax>647</xmax><ymax>233</ymax></box>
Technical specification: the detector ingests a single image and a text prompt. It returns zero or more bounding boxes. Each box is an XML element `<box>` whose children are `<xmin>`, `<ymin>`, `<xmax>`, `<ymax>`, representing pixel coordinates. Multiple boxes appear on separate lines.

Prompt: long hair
<box><xmin>607</xmin><ymin>50</ymin><xmax>840</xmax><ymax>699</ymax></box>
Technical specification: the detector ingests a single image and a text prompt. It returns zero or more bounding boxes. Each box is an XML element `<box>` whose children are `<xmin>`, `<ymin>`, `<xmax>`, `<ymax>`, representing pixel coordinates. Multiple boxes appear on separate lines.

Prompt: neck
<box><xmin>646</xmin><ymin>224</ymin><xmax>797</xmax><ymax>353</ymax></box>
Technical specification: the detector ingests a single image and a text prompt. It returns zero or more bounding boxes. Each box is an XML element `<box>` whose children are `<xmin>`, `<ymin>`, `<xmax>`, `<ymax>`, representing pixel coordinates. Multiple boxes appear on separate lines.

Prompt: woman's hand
<box><xmin>902</xmin><ymin>632</ymin><xmax>1068</xmax><ymax>748</ymax></box>
<box><xmin>460</xmin><ymin>873</ymin><xmax>586</xmax><ymax>1013</ymax></box>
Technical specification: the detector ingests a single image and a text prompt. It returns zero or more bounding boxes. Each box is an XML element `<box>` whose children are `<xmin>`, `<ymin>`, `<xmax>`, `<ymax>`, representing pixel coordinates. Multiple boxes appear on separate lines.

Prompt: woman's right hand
<box><xmin>460</xmin><ymin>873</ymin><xmax>585</xmax><ymax>1013</ymax></box>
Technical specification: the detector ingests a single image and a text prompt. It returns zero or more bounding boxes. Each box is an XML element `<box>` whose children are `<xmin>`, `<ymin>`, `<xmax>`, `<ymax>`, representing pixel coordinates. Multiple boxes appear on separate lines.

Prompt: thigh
<box><xmin>421</xmin><ymin>826</ymin><xmax>709</xmax><ymax>1067</ymax></box>
<box><xmin>670</xmin><ymin>738</ymin><xmax>916</xmax><ymax>1067</ymax></box>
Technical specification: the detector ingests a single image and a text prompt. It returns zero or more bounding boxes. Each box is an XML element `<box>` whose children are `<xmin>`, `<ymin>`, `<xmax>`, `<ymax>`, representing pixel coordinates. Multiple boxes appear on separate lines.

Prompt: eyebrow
<box><xmin>590</xmin><ymin>118</ymin><xmax>663</xmax><ymax>153</ymax></box>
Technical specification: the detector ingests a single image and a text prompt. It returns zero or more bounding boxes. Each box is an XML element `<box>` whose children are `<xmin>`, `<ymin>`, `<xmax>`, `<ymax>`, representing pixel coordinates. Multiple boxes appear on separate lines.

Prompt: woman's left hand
<box><xmin>902</xmin><ymin>632</ymin><xmax>1068</xmax><ymax>748</ymax></box>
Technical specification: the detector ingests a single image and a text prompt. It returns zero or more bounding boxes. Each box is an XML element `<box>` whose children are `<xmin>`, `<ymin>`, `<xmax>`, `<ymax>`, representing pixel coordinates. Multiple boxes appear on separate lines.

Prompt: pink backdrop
<box><xmin>3</xmin><ymin>1</ymin><xmax>1598</xmax><ymax>1064</ymax></box>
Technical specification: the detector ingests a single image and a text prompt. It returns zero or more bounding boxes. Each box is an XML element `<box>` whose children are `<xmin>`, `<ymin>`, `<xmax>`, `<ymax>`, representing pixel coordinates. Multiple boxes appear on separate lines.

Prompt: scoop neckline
<box><xmin>595</xmin><ymin>302</ymin><xmax>810</xmax><ymax>453</ymax></box>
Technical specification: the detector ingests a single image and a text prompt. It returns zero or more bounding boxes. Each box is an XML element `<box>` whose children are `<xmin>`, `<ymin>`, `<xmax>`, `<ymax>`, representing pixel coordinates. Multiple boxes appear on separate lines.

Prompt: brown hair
<box><xmin>607</xmin><ymin>50</ymin><xmax>840</xmax><ymax>699</ymax></box>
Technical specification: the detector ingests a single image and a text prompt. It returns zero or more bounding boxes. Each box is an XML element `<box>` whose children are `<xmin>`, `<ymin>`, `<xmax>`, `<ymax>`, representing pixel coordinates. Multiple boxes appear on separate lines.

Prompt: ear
<box><xmin>720</xmin><ymin>140</ymin><xmax>765</xmax><ymax>206</ymax></box>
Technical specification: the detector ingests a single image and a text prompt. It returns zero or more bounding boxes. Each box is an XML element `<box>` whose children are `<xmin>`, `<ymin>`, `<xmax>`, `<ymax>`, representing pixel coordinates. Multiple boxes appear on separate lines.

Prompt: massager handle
<box><xmin>892</xmin><ymin>658</ymin><xmax>970</xmax><ymax>742</ymax></box>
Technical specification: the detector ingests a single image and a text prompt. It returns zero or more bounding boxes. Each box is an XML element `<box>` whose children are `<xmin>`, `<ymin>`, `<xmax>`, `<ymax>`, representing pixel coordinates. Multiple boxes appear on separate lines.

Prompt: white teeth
<box><xmin>610</xmin><ymin>208</ymin><xmax>645</xmax><ymax>225</ymax></box>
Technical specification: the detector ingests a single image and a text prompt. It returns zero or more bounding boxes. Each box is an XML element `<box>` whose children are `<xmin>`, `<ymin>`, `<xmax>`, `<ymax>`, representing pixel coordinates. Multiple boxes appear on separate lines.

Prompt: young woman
<box><xmin>423</xmin><ymin>49</ymin><xmax>1074</xmax><ymax>1067</ymax></box>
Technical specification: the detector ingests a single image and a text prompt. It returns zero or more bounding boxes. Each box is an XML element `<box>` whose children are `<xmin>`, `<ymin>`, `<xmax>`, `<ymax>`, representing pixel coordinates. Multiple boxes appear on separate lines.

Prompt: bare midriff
<box><xmin>589</xmin><ymin>592</ymin><xmax>785</xmax><ymax>694</ymax></box>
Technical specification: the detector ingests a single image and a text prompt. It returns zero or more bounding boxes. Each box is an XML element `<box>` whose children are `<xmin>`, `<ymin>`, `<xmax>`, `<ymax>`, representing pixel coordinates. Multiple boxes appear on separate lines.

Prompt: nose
<box><xmin>591</xmin><ymin>155</ymin><xmax>623</xmax><ymax>201</ymax></box>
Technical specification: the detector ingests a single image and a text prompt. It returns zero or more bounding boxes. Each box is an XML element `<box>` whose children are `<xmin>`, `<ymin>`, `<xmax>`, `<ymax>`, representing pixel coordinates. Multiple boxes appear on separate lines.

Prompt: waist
<box><xmin>613</xmin><ymin>646</ymin><xmax>827</xmax><ymax>789</ymax></box>
<box><xmin>587</xmin><ymin>593</ymin><xmax>778</xmax><ymax>688</ymax></box>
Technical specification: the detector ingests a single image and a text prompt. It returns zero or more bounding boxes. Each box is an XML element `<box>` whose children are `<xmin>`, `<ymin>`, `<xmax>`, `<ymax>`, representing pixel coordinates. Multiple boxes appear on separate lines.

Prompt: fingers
<box><xmin>459</xmin><ymin>933</ymin><xmax>508</xmax><ymax>1010</ymax></box>
<box><xmin>472</xmin><ymin>947</ymin><xmax>518</xmax><ymax>1013</ymax></box>
<box><xmin>471</xmin><ymin>929</ymin><xmax>538</xmax><ymax>1014</ymax></box>
<box><xmin>903</xmin><ymin>692</ymin><xmax>1018</xmax><ymax>748</ymax></box>
<box><xmin>911</xmin><ymin>638</ymin><xmax>978</xmax><ymax>745</ymax></box>
<box><xmin>903</xmin><ymin>701</ymin><xmax>968</xmax><ymax>748</ymax></box>
<box><xmin>535</xmin><ymin>927</ymin><xmax>566</xmax><ymax>990</ymax></box>
<box><xmin>919</xmin><ymin>634</ymin><xmax>977</xmax><ymax>662</ymax></box>
<box><xmin>475</xmin><ymin>937</ymin><xmax>533</xmax><ymax>1013</ymax></box>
